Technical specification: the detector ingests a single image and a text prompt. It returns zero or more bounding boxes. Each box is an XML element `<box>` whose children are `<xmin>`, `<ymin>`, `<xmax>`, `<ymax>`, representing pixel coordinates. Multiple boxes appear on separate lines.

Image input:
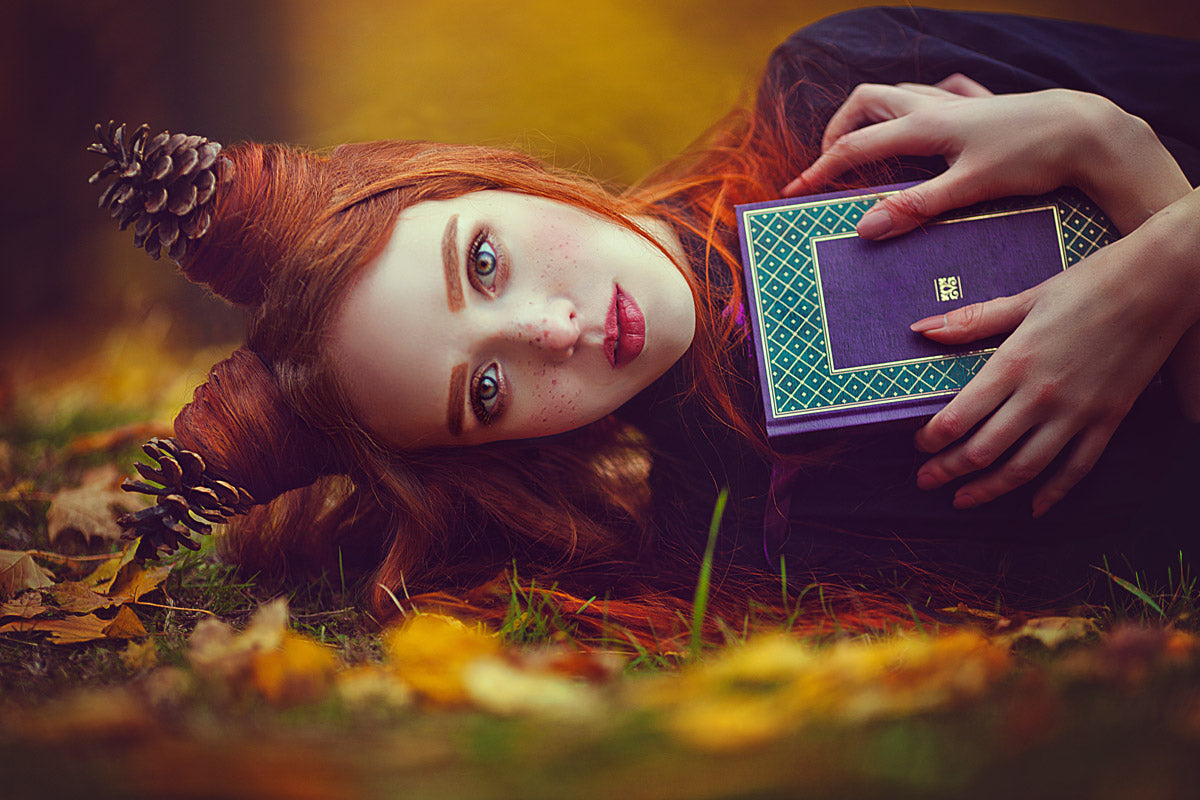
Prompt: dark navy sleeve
<box><xmin>763</xmin><ymin>7</ymin><xmax>1200</xmax><ymax>183</ymax></box>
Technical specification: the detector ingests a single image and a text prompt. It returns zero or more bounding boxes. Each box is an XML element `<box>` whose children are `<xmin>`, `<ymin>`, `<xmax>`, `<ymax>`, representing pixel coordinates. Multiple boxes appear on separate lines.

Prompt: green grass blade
<box><xmin>690</xmin><ymin>487</ymin><xmax>728</xmax><ymax>661</ymax></box>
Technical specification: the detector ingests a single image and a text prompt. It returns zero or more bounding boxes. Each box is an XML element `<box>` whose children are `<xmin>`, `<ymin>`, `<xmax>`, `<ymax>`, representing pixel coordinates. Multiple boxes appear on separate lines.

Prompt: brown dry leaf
<box><xmin>65</xmin><ymin>420</ymin><xmax>173</xmax><ymax>456</ymax></box>
<box><xmin>0</xmin><ymin>549</ymin><xmax>55</xmax><ymax>598</ymax></box>
<box><xmin>0</xmin><ymin>590</ymin><xmax>50</xmax><ymax>618</ymax></box>
<box><xmin>0</xmin><ymin>613</ymin><xmax>110</xmax><ymax>644</ymax></box>
<box><xmin>107</xmin><ymin>561</ymin><xmax>172</xmax><ymax>604</ymax></box>
<box><xmin>103</xmin><ymin>605</ymin><xmax>148</xmax><ymax>639</ymax></box>
<box><xmin>50</xmin><ymin>581</ymin><xmax>114</xmax><ymax>614</ymax></box>
<box><xmin>47</xmin><ymin>465</ymin><xmax>141</xmax><ymax>545</ymax></box>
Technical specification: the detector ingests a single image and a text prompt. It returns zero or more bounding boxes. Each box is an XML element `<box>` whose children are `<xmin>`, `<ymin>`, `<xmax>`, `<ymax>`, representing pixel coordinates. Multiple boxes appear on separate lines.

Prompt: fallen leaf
<box><xmin>46</xmin><ymin>465</ymin><xmax>141</xmax><ymax>546</ymax></box>
<box><xmin>335</xmin><ymin>665</ymin><xmax>414</xmax><ymax>710</ymax></box>
<box><xmin>384</xmin><ymin>613</ymin><xmax>500</xmax><ymax>705</ymax></box>
<box><xmin>103</xmin><ymin>605</ymin><xmax>148</xmax><ymax>639</ymax></box>
<box><xmin>462</xmin><ymin>657</ymin><xmax>604</xmax><ymax>720</ymax></box>
<box><xmin>80</xmin><ymin>543</ymin><xmax>137</xmax><ymax>593</ymax></box>
<box><xmin>121</xmin><ymin>639</ymin><xmax>159</xmax><ymax>671</ymax></box>
<box><xmin>250</xmin><ymin>632</ymin><xmax>338</xmax><ymax>706</ymax></box>
<box><xmin>65</xmin><ymin>421</ymin><xmax>173</xmax><ymax>456</ymax></box>
<box><xmin>999</xmin><ymin>616</ymin><xmax>1099</xmax><ymax>649</ymax></box>
<box><xmin>107</xmin><ymin>562</ymin><xmax>172</xmax><ymax>604</ymax></box>
<box><xmin>50</xmin><ymin>581</ymin><xmax>114</xmax><ymax>614</ymax></box>
<box><xmin>0</xmin><ymin>550</ymin><xmax>55</xmax><ymax>598</ymax></box>
<box><xmin>0</xmin><ymin>590</ymin><xmax>49</xmax><ymax>618</ymax></box>
<box><xmin>0</xmin><ymin>613</ymin><xmax>109</xmax><ymax>644</ymax></box>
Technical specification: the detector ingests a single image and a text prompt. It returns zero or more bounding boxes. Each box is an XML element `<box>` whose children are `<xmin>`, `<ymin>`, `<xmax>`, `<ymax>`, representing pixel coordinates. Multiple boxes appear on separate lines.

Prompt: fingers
<box><xmin>819</xmin><ymin>83</ymin><xmax>928</xmax><ymax>152</ymax></box>
<box><xmin>938</xmin><ymin>421</ymin><xmax>1074</xmax><ymax>510</ymax></box>
<box><xmin>913</xmin><ymin>362</ymin><xmax>1015</xmax><ymax>455</ymax></box>
<box><xmin>855</xmin><ymin>171</ymin><xmax>997</xmax><ymax>239</ymax></box>
<box><xmin>801</xmin><ymin>115</ymin><xmax>946</xmax><ymax>196</ymax></box>
<box><xmin>934</xmin><ymin>73</ymin><xmax>993</xmax><ymax>98</ymax></box>
<box><xmin>1030</xmin><ymin>427</ymin><xmax>1114</xmax><ymax>517</ymax></box>
<box><xmin>910</xmin><ymin>288</ymin><xmax>1038</xmax><ymax>344</ymax></box>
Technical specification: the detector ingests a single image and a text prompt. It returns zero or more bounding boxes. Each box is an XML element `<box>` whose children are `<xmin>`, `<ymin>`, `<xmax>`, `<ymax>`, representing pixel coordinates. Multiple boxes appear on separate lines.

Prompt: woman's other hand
<box><xmin>791</xmin><ymin>78</ymin><xmax>1197</xmax><ymax>513</ymax></box>
<box><xmin>907</xmin><ymin>193</ymin><xmax>1200</xmax><ymax>515</ymax></box>
<box><xmin>789</xmin><ymin>78</ymin><xmax>1189</xmax><ymax>237</ymax></box>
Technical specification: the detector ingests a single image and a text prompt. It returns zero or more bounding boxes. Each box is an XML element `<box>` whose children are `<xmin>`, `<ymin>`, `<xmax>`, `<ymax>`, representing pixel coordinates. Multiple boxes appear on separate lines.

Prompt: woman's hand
<box><xmin>790</xmin><ymin>78</ymin><xmax>1189</xmax><ymax>236</ymax></box>
<box><xmin>793</xmin><ymin>77</ymin><xmax>1197</xmax><ymax>513</ymax></box>
<box><xmin>907</xmin><ymin>204</ymin><xmax>1200</xmax><ymax>515</ymax></box>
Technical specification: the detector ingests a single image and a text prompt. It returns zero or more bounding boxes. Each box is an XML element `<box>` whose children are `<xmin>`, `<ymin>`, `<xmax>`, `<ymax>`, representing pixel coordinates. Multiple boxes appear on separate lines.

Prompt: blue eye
<box><xmin>469</xmin><ymin>236</ymin><xmax>499</xmax><ymax>291</ymax></box>
<box><xmin>471</xmin><ymin>362</ymin><xmax>505</xmax><ymax>424</ymax></box>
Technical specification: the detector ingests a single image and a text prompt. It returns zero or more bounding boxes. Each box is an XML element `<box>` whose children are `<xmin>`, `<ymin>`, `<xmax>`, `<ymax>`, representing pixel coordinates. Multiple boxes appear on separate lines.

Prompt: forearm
<box><xmin>1151</xmin><ymin>187</ymin><xmax>1200</xmax><ymax>419</ymax></box>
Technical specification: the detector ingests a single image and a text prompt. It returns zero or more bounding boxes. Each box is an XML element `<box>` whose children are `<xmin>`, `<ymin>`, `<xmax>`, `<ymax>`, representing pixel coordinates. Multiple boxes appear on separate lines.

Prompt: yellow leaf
<box><xmin>46</xmin><ymin>465</ymin><xmax>141</xmax><ymax>545</ymax></box>
<box><xmin>79</xmin><ymin>543</ymin><xmax>137</xmax><ymax>593</ymax></box>
<box><xmin>102</xmin><ymin>605</ymin><xmax>148</xmax><ymax>639</ymax></box>
<box><xmin>0</xmin><ymin>550</ymin><xmax>55</xmax><ymax>598</ymax></box>
<box><xmin>335</xmin><ymin>665</ymin><xmax>414</xmax><ymax>710</ymax></box>
<box><xmin>250</xmin><ymin>632</ymin><xmax>338</xmax><ymax>706</ymax></box>
<box><xmin>120</xmin><ymin>639</ymin><xmax>159</xmax><ymax>671</ymax></box>
<box><xmin>384</xmin><ymin>613</ymin><xmax>499</xmax><ymax>705</ymax></box>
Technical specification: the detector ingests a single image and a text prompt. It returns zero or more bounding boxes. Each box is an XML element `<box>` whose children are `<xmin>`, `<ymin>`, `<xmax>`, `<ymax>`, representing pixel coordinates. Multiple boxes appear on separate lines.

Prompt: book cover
<box><xmin>736</xmin><ymin>183</ymin><xmax>1118</xmax><ymax>442</ymax></box>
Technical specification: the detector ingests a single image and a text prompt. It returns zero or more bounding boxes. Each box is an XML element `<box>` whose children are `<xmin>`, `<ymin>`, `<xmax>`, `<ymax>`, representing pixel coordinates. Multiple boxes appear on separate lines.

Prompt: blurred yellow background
<box><xmin>1</xmin><ymin>0</ymin><xmax>1197</xmax><ymax>416</ymax></box>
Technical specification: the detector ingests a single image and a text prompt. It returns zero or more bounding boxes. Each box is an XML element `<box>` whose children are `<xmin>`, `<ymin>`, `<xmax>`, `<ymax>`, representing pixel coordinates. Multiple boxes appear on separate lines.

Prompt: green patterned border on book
<box><xmin>741</xmin><ymin>189</ymin><xmax>1115</xmax><ymax>420</ymax></box>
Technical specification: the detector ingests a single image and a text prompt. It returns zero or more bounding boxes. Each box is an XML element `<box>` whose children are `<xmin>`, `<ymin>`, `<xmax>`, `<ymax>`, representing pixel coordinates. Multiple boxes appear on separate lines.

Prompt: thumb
<box><xmin>857</xmin><ymin>174</ymin><xmax>984</xmax><ymax>240</ymax></box>
<box><xmin>910</xmin><ymin>288</ymin><xmax>1037</xmax><ymax>344</ymax></box>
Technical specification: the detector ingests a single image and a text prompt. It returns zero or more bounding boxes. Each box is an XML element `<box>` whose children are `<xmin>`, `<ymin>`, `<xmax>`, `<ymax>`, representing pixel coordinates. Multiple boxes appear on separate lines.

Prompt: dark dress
<box><xmin>618</xmin><ymin>8</ymin><xmax>1200</xmax><ymax>602</ymax></box>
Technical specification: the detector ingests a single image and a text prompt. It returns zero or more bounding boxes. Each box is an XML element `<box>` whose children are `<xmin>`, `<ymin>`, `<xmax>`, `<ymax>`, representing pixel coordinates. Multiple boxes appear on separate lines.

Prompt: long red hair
<box><xmin>160</xmin><ymin>62</ymin><xmax>930</xmax><ymax>643</ymax></box>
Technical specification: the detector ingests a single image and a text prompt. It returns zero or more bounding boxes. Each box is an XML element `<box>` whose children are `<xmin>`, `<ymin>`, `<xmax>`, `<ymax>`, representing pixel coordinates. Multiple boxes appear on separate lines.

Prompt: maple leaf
<box><xmin>0</xmin><ymin>613</ymin><xmax>110</xmax><ymax>644</ymax></box>
<box><xmin>0</xmin><ymin>550</ymin><xmax>55</xmax><ymax>598</ymax></box>
<box><xmin>106</xmin><ymin>562</ymin><xmax>172</xmax><ymax>605</ymax></box>
<box><xmin>46</xmin><ymin>464</ymin><xmax>142</xmax><ymax>546</ymax></box>
<box><xmin>102</xmin><ymin>605</ymin><xmax>148</xmax><ymax>639</ymax></box>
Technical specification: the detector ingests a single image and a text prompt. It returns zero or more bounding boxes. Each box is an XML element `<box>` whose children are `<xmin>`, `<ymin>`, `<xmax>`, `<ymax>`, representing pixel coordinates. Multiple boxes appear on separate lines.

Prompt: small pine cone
<box><xmin>88</xmin><ymin>121</ymin><xmax>234</xmax><ymax>263</ymax></box>
<box><xmin>118</xmin><ymin>437</ymin><xmax>255</xmax><ymax>559</ymax></box>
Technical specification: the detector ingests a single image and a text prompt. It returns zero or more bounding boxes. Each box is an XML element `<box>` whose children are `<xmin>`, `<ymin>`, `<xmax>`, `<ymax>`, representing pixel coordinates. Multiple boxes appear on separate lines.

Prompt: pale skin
<box><xmin>792</xmin><ymin>75</ymin><xmax>1200</xmax><ymax>516</ymax></box>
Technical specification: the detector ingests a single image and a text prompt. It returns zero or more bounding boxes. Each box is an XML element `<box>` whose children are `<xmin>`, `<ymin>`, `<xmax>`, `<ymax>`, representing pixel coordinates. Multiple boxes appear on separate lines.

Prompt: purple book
<box><xmin>736</xmin><ymin>183</ymin><xmax>1117</xmax><ymax>443</ymax></box>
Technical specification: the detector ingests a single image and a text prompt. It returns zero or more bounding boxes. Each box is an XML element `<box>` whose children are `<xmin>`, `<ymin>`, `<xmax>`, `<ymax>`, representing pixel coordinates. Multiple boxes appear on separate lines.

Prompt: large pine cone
<box><xmin>88</xmin><ymin>121</ymin><xmax>234</xmax><ymax>262</ymax></box>
<box><xmin>118</xmin><ymin>437</ymin><xmax>255</xmax><ymax>560</ymax></box>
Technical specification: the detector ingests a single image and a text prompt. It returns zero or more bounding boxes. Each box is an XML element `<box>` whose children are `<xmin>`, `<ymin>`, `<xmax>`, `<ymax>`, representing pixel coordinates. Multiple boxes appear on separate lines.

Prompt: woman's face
<box><xmin>331</xmin><ymin>190</ymin><xmax>696</xmax><ymax>448</ymax></box>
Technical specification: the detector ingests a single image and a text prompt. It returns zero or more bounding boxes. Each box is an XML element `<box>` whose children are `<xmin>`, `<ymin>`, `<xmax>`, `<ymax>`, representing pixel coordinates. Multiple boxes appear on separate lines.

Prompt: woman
<box><xmin>98</xmin><ymin>8</ymin><xmax>1200</xmax><ymax>626</ymax></box>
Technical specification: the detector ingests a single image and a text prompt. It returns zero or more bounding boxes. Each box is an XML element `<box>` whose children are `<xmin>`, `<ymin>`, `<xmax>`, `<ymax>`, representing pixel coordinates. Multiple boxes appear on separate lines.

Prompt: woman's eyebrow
<box><xmin>446</xmin><ymin>362</ymin><xmax>467</xmax><ymax>436</ymax></box>
<box><xmin>442</xmin><ymin>214</ymin><xmax>464</xmax><ymax>312</ymax></box>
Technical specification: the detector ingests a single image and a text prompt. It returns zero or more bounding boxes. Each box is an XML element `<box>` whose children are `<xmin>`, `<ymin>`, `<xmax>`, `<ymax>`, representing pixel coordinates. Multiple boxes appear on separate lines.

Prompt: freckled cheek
<box><xmin>523</xmin><ymin>373</ymin><xmax>587</xmax><ymax>428</ymax></box>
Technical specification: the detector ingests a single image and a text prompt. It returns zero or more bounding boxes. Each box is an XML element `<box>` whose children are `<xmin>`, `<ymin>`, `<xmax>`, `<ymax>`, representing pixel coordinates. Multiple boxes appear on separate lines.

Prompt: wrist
<box><xmin>1068</xmin><ymin>93</ymin><xmax>1191</xmax><ymax>234</ymax></box>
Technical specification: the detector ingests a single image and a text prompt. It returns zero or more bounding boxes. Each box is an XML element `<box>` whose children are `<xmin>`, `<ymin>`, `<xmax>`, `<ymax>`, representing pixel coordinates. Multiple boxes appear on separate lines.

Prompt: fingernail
<box><xmin>953</xmin><ymin>492</ymin><xmax>977</xmax><ymax>510</ymax></box>
<box><xmin>916</xmin><ymin>471</ymin><xmax>939</xmax><ymax>490</ymax></box>
<box><xmin>1032</xmin><ymin>495</ymin><xmax>1059</xmax><ymax>518</ymax></box>
<box><xmin>857</xmin><ymin>208</ymin><xmax>892</xmax><ymax>239</ymax></box>
<box><xmin>910</xmin><ymin>315</ymin><xmax>945</xmax><ymax>333</ymax></box>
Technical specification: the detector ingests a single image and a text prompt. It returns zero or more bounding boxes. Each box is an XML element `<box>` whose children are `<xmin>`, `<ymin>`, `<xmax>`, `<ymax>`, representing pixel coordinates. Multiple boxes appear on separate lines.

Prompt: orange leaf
<box><xmin>0</xmin><ymin>613</ymin><xmax>109</xmax><ymax>644</ymax></box>
<box><xmin>102</xmin><ymin>606</ymin><xmax>148</xmax><ymax>640</ymax></box>
<box><xmin>0</xmin><ymin>550</ymin><xmax>55</xmax><ymax>598</ymax></box>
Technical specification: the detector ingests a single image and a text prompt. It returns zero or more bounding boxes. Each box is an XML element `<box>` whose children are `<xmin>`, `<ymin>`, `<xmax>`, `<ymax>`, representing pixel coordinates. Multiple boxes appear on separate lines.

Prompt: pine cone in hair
<box><xmin>88</xmin><ymin>121</ymin><xmax>233</xmax><ymax>263</ymax></box>
<box><xmin>118</xmin><ymin>437</ymin><xmax>255</xmax><ymax>560</ymax></box>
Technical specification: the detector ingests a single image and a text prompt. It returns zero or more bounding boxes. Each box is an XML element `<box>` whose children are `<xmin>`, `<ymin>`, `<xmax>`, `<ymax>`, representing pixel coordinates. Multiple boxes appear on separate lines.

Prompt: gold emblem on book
<box><xmin>935</xmin><ymin>275</ymin><xmax>963</xmax><ymax>302</ymax></box>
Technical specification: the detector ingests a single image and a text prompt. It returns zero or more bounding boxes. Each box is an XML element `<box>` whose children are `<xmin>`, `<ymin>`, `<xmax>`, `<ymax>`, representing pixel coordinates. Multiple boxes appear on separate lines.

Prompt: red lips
<box><xmin>605</xmin><ymin>285</ymin><xmax>645</xmax><ymax>368</ymax></box>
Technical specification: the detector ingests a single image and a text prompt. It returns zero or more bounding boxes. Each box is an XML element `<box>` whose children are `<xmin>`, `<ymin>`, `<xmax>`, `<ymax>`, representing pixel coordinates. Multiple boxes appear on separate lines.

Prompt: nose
<box><xmin>507</xmin><ymin>298</ymin><xmax>579</xmax><ymax>360</ymax></box>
